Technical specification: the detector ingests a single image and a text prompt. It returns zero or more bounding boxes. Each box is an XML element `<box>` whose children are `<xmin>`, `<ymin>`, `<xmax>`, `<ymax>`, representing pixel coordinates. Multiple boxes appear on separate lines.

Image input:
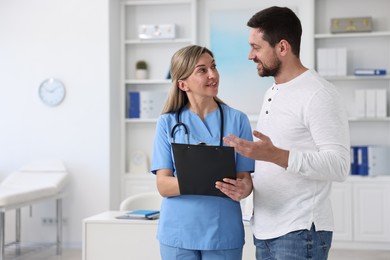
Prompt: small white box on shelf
<box><xmin>138</xmin><ymin>24</ymin><xmax>176</xmax><ymax>40</ymax></box>
<box><xmin>355</xmin><ymin>89</ymin><xmax>366</xmax><ymax>118</ymax></box>
<box><xmin>140</xmin><ymin>91</ymin><xmax>168</xmax><ymax>119</ymax></box>
<box><xmin>375</xmin><ymin>89</ymin><xmax>387</xmax><ymax>118</ymax></box>
<box><xmin>316</xmin><ymin>48</ymin><xmax>347</xmax><ymax>76</ymax></box>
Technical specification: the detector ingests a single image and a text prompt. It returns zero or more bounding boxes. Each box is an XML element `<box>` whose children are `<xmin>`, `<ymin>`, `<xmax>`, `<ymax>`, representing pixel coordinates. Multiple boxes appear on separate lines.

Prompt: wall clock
<box><xmin>38</xmin><ymin>78</ymin><xmax>66</xmax><ymax>106</ymax></box>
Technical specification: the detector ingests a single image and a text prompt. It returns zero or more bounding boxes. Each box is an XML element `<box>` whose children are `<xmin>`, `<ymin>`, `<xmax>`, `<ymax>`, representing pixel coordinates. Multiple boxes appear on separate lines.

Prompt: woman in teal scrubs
<box><xmin>151</xmin><ymin>45</ymin><xmax>254</xmax><ymax>260</ymax></box>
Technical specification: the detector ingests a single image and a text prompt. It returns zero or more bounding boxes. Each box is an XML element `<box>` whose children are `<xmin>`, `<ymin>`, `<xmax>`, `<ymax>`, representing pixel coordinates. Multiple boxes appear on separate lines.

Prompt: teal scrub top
<box><xmin>151</xmin><ymin>104</ymin><xmax>254</xmax><ymax>250</ymax></box>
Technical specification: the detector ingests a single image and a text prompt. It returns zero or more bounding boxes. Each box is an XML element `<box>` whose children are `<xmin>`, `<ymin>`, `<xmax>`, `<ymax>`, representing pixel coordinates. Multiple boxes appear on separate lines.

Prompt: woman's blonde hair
<box><xmin>161</xmin><ymin>45</ymin><xmax>225</xmax><ymax>114</ymax></box>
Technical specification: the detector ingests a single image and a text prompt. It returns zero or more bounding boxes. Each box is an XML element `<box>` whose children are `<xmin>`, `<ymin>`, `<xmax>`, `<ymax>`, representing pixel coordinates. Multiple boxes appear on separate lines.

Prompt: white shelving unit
<box><xmin>315</xmin><ymin>0</ymin><xmax>390</xmax><ymax>249</ymax></box>
<box><xmin>314</xmin><ymin>1</ymin><xmax>390</xmax><ymax>136</ymax></box>
<box><xmin>120</xmin><ymin>0</ymin><xmax>197</xmax><ymax>199</ymax></box>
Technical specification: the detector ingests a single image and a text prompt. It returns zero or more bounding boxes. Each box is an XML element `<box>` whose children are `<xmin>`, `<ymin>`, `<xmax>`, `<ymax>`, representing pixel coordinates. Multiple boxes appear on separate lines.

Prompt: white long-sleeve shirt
<box><xmin>252</xmin><ymin>70</ymin><xmax>350</xmax><ymax>239</ymax></box>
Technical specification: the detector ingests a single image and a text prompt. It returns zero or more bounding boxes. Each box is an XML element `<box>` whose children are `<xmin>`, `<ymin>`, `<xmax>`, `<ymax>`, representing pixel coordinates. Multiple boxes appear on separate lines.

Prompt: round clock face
<box><xmin>38</xmin><ymin>78</ymin><xmax>66</xmax><ymax>106</ymax></box>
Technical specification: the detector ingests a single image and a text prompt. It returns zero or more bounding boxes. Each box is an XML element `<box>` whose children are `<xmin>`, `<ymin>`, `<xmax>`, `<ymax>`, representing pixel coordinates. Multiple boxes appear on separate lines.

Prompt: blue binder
<box><xmin>356</xmin><ymin>146</ymin><xmax>368</xmax><ymax>176</ymax></box>
<box><xmin>128</xmin><ymin>92</ymin><xmax>140</xmax><ymax>118</ymax></box>
<box><xmin>350</xmin><ymin>146</ymin><xmax>359</xmax><ymax>175</ymax></box>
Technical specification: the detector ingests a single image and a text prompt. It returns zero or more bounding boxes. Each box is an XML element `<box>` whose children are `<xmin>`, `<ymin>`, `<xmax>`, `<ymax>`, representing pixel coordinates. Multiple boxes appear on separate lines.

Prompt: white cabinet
<box><xmin>330</xmin><ymin>181</ymin><xmax>353</xmax><ymax>241</ymax></box>
<box><xmin>353</xmin><ymin>179</ymin><xmax>390</xmax><ymax>242</ymax></box>
<box><xmin>120</xmin><ymin>0</ymin><xmax>197</xmax><ymax>198</ymax></box>
<box><xmin>314</xmin><ymin>0</ymin><xmax>390</xmax><ymax>146</ymax></box>
<box><xmin>331</xmin><ymin>176</ymin><xmax>390</xmax><ymax>249</ymax></box>
<box><xmin>82</xmin><ymin>211</ymin><xmax>256</xmax><ymax>260</ymax></box>
<box><xmin>316</xmin><ymin>1</ymin><xmax>390</xmax><ymax>247</ymax></box>
<box><xmin>82</xmin><ymin>211</ymin><xmax>161</xmax><ymax>260</ymax></box>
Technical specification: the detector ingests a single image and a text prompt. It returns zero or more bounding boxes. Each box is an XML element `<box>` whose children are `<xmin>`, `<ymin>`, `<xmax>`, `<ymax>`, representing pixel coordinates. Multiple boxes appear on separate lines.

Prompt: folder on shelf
<box><xmin>128</xmin><ymin>91</ymin><xmax>168</xmax><ymax>119</ymax></box>
<box><xmin>316</xmin><ymin>48</ymin><xmax>329</xmax><ymax>76</ymax></box>
<box><xmin>327</xmin><ymin>48</ymin><xmax>337</xmax><ymax>76</ymax></box>
<box><xmin>128</xmin><ymin>92</ymin><xmax>140</xmax><ymax>118</ymax></box>
<box><xmin>351</xmin><ymin>145</ymin><xmax>390</xmax><ymax>176</ymax></box>
<box><xmin>336</xmin><ymin>48</ymin><xmax>347</xmax><ymax>76</ymax></box>
<box><xmin>365</xmin><ymin>89</ymin><xmax>376</xmax><ymax>118</ymax></box>
<box><xmin>376</xmin><ymin>89</ymin><xmax>388</xmax><ymax>118</ymax></box>
<box><xmin>356</xmin><ymin>146</ymin><xmax>369</xmax><ymax>176</ymax></box>
<box><xmin>355</xmin><ymin>89</ymin><xmax>366</xmax><ymax>118</ymax></box>
<box><xmin>354</xmin><ymin>69</ymin><xmax>387</xmax><ymax>76</ymax></box>
<box><xmin>350</xmin><ymin>147</ymin><xmax>358</xmax><ymax>175</ymax></box>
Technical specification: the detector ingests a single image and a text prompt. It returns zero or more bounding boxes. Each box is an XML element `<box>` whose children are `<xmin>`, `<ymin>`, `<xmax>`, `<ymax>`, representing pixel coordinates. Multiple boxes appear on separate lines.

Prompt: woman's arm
<box><xmin>156</xmin><ymin>169</ymin><xmax>180</xmax><ymax>197</ymax></box>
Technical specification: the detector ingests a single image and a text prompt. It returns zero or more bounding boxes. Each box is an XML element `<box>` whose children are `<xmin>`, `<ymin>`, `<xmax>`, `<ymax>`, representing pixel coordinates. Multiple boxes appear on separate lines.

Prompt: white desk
<box><xmin>83</xmin><ymin>211</ymin><xmax>256</xmax><ymax>260</ymax></box>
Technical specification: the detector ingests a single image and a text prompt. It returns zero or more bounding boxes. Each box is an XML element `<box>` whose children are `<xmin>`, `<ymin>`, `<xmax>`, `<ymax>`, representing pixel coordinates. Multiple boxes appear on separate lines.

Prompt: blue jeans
<box><xmin>254</xmin><ymin>223</ymin><xmax>332</xmax><ymax>260</ymax></box>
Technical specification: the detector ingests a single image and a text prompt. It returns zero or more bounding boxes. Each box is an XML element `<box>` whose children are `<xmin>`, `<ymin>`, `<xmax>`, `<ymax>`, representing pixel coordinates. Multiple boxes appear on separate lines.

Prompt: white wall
<box><xmin>0</xmin><ymin>0</ymin><xmax>117</xmax><ymax>245</ymax></box>
<box><xmin>197</xmin><ymin>0</ymin><xmax>314</xmax><ymax>115</ymax></box>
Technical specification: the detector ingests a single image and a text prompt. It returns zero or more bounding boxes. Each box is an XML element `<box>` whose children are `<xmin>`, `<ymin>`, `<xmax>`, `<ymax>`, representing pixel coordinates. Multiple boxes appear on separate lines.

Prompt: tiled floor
<box><xmin>329</xmin><ymin>249</ymin><xmax>390</xmax><ymax>260</ymax></box>
<box><xmin>3</xmin><ymin>244</ymin><xmax>79</xmax><ymax>260</ymax></box>
<box><xmin>4</xmin><ymin>245</ymin><xmax>390</xmax><ymax>260</ymax></box>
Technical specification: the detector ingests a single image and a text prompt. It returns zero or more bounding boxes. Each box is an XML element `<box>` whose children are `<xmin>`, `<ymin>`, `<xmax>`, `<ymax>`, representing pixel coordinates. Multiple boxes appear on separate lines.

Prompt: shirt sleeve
<box><xmin>151</xmin><ymin>115</ymin><xmax>174</xmax><ymax>175</ymax></box>
<box><xmin>286</xmin><ymin>87</ymin><xmax>350</xmax><ymax>181</ymax></box>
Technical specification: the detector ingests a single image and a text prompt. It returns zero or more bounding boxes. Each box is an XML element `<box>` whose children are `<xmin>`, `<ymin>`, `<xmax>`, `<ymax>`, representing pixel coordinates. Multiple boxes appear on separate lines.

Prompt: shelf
<box><xmin>324</xmin><ymin>75</ymin><xmax>390</xmax><ymax>81</ymax></box>
<box><xmin>126</xmin><ymin>118</ymin><xmax>158</xmax><ymax>123</ymax></box>
<box><xmin>125</xmin><ymin>79</ymin><xmax>171</xmax><ymax>85</ymax></box>
<box><xmin>315</xmin><ymin>31</ymin><xmax>390</xmax><ymax>39</ymax></box>
<box><xmin>123</xmin><ymin>0</ymin><xmax>193</xmax><ymax>6</ymax></box>
<box><xmin>124</xmin><ymin>39</ymin><xmax>193</xmax><ymax>45</ymax></box>
<box><xmin>348</xmin><ymin>175</ymin><xmax>390</xmax><ymax>182</ymax></box>
<box><xmin>348</xmin><ymin>117</ymin><xmax>390</xmax><ymax>122</ymax></box>
<box><xmin>126</xmin><ymin>114</ymin><xmax>260</xmax><ymax>124</ymax></box>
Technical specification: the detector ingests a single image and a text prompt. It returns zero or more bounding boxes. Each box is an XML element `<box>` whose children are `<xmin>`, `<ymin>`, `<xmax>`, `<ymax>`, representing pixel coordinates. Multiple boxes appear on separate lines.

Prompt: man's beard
<box><xmin>256</xmin><ymin>58</ymin><xmax>281</xmax><ymax>77</ymax></box>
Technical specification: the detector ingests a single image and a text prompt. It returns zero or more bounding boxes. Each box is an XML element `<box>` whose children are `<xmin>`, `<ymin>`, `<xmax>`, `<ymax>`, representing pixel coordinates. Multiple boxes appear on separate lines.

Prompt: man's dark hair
<box><xmin>247</xmin><ymin>6</ymin><xmax>302</xmax><ymax>57</ymax></box>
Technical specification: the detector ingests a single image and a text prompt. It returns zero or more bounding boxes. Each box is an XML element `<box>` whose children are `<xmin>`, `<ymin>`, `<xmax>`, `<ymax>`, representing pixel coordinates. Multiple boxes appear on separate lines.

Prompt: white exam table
<box><xmin>0</xmin><ymin>160</ymin><xmax>69</xmax><ymax>260</ymax></box>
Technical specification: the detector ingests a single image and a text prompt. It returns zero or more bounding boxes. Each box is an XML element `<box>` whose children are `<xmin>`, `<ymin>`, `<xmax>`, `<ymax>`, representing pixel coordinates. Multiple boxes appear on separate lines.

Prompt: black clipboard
<box><xmin>172</xmin><ymin>143</ymin><xmax>236</xmax><ymax>197</ymax></box>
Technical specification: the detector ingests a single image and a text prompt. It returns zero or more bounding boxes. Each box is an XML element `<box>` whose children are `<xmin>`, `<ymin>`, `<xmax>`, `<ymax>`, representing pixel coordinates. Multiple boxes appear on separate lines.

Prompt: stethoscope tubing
<box><xmin>170</xmin><ymin>102</ymin><xmax>224</xmax><ymax>146</ymax></box>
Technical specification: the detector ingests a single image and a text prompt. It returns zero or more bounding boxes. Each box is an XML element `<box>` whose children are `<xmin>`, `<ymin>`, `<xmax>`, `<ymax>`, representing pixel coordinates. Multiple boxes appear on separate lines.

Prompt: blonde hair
<box><xmin>161</xmin><ymin>45</ymin><xmax>225</xmax><ymax>114</ymax></box>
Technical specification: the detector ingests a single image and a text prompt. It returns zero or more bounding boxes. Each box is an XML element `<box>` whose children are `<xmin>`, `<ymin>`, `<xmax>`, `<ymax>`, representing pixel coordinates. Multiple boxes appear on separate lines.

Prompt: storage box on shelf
<box><xmin>120</xmin><ymin>0</ymin><xmax>197</xmax><ymax>198</ymax></box>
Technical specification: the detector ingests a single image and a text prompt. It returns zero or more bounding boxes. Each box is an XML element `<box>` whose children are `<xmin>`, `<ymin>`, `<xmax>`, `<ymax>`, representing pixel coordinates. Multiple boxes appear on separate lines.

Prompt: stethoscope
<box><xmin>170</xmin><ymin>102</ymin><xmax>224</xmax><ymax>146</ymax></box>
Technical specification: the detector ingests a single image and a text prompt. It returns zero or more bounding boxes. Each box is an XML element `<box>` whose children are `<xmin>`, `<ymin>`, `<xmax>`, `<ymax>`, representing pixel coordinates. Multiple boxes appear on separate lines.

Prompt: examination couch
<box><xmin>0</xmin><ymin>160</ymin><xmax>69</xmax><ymax>260</ymax></box>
